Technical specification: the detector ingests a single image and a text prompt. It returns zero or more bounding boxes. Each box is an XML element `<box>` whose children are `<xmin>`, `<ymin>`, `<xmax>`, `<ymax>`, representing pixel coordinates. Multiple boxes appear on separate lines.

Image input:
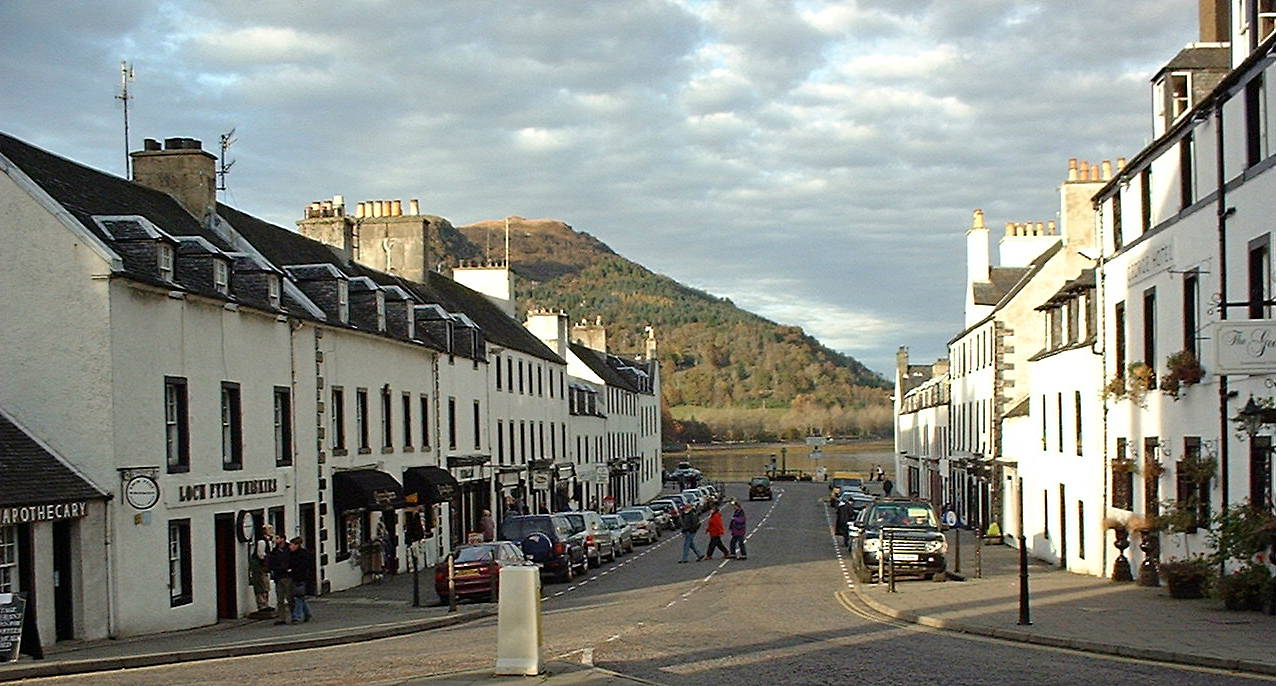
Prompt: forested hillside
<box><xmin>451</xmin><ymin>217</ymin><xmax>891</xmax><ymax>441</ymax></box>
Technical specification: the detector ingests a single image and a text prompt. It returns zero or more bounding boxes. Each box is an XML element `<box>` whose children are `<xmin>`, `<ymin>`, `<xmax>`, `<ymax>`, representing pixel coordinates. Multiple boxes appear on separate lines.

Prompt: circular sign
<box><xmin>942</xmin><ymin>511</ymin><xmax>959</xmax><ymax>527</ymax></box>
<box><xmin>235</xmin><ymin>510</ymin><xmax>257</xmax><ymax>543</ymax></box>
<box><xmin>123</xmin><ymin>475</ymin><xmax>160</xmax><ymax>511</ymax></box>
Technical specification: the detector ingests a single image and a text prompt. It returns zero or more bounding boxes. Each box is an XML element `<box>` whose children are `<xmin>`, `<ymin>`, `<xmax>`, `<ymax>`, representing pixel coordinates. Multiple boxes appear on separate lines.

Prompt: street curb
<box><xmin>848</xmin><ymin>584</ymin><xmax>1276</xmax><ymax>677</ymax></box>
<box><xmin>0</xmin><ymin>609</ymin><xmax>495</xmax><ymax>682</ymax></box>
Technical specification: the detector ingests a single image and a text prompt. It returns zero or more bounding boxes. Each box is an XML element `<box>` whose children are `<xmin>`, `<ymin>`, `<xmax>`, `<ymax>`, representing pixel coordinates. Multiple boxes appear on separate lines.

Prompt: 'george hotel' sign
<box><xmin>1216</xmin><ymin>321</ymin><xmax>1276</xmax><ymax>374</ymax></box>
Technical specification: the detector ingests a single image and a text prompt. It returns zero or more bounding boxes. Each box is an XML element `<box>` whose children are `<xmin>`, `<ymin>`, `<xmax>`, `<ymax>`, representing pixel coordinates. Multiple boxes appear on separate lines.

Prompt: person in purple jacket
<box><xmin>728</xmin><ymin>502</ymin><xmax>748</xmax><ymax>560</ymax></box>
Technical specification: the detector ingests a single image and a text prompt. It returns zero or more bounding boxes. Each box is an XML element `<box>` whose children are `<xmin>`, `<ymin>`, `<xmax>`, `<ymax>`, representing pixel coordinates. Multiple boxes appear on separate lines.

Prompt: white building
<box><xmin>893</xmin><ymin>349</ymin><xmax>950</xmax><ymax>504</ymax></box>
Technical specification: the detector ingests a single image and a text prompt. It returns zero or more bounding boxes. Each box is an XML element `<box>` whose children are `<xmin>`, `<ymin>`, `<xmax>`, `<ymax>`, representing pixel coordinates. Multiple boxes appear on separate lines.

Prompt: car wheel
<box><xmin>489</xmin><ymin>584</ymin><xmax>500</xmax><ymax>603</ymax></box>
<box><xmin>561</xmin><ymin>560</ymin><xmax>575</xmax><ymax>583</ymax></box>
<box><xmin>627</xmin><ymin>541</ymin><xmax>634</xmax><ymax>553</ymax></box>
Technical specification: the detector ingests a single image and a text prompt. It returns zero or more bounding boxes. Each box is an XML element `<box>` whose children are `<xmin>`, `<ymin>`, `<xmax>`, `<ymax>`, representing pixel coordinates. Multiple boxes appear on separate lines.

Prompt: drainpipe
<box><xmin>1096</xmin><ymin>206</ymin><xmax>1110</xmax><ymax>577</ymax></box>
<box><xmin>1215</xmin><ymin>102</ymin><xmax>1231</xmax><ymax>513</ymax></box>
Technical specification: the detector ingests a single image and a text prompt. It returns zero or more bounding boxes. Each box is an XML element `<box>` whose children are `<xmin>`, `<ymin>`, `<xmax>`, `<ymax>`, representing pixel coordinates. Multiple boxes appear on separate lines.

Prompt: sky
<box><xmin>0</xmin><ymin>1</ymin><xmax>1199</xmax><ymax>375</ymax></box>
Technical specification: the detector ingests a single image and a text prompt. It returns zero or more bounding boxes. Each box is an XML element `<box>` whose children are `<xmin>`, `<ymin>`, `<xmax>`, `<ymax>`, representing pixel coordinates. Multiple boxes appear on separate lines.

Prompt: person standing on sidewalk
<box><xmin>249</xmin><ymin>525</ymin><xmax>273</xmax><ymax>614</ymax></box>
<box><xmin>704</xmin><ymin>504</ymin><xmax>730</xmax><ymax>560</ymax></box>
<box><xmin>728</xmin><ymin>503</ymin><xmax>748</xmax><ymax>560</ymax></box>
<box><xmin>677</xmin><ymin>504</ymin><xmax>703</xmax><ymax>563</ymax></box>
<box><xmin>267</xmin><ymin>534</ymin><xmax>293</xmax><ymax>625</ymax></box>
<box><xmin>289</xmin><ymin>537</ymin><xmax>315</xmax><ymax>624</ymax></box>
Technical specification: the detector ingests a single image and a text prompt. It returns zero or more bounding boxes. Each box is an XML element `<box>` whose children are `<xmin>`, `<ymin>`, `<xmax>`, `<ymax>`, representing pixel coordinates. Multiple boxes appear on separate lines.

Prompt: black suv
<box><xmin>848</xmin><ymin>498</ymin><xmax>947</xmax><ymax>582</ymax></box>
<box><xmin>499</xmin><ymin>514</ymin><xmax>588</xmax><ymax>582</ymax></box>
<box><xmin>748</xmin><ymin>477</ymin><xmax>773</xmax><ymax>501</ymax></box>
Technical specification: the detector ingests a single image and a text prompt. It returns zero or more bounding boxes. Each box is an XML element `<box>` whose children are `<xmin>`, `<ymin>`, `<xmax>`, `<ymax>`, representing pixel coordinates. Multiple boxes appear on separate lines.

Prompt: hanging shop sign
<box><xmin>123</xmin><ymin>474</ymin><xmax>160</xmax><ymax>511</ymax></box>
<box><xmin>166</xmin><ymin>476</ymin><xmax>281</xmax><ymax>508</ymax></box>
<box><xmin>531</xmin><ymin>472</ymin><xmax>551</xmax><ymax>491</ymax></box>
<box><xmin>1215</xmin><ymin>320</ymin><xmax>1276</xmax><ymax>375</ymax></box>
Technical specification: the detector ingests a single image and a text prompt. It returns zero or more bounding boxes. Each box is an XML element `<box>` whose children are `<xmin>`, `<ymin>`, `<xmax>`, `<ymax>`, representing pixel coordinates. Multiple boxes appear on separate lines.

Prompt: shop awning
<box><xmin>332</xmin><ymin>469</ymin><xmax>403</xmax><ymax>513</ymax></box>
<box><xmin>403</xmin><ymin>466</ymin><xmax>459</xmax><ymax>505</ymax></box>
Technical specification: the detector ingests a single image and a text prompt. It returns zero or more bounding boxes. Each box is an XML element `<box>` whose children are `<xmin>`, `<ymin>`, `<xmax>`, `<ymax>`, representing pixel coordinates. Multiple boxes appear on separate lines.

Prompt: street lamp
<box><xmin>1233</xmin><ymin>397</ymin><xmax>1267</xmax><ymax>438</ymax></box>
<box><xmin>1232</xmin><ymin>397</ymin><xmax>1276</xmax><ymax>507</ymax></box>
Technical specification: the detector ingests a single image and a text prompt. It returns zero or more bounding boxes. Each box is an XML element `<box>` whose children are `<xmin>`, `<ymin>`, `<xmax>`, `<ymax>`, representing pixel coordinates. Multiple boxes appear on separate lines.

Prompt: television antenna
<box><xmin>217</xmin><ymin>128</ymin><xmax>237</xmax><ymax>196</ymax></box>
<box><xmin>504</xmin><ymin>216</ymin><xmax>511</xmax><ymax>267</ymax></box>
<box><xmin>115</xmin><ymin>61</ymin><xmax>134</xmax><ymax>178</ymax></box>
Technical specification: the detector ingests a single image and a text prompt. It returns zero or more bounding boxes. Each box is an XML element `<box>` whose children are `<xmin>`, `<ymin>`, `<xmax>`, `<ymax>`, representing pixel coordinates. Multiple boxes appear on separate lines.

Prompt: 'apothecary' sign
<box><xmin>1216</xmin><ymin>321</ymin><xmax>1276</xmax><ymax>374</ymax></box>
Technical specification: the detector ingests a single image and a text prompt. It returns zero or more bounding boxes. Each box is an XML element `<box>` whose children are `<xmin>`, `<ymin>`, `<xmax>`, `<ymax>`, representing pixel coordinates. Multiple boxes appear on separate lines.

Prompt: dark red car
<box><xmin>434</xmin><ymin>542</ymin><xmax>529</xmax><ymax>603</ymax></box>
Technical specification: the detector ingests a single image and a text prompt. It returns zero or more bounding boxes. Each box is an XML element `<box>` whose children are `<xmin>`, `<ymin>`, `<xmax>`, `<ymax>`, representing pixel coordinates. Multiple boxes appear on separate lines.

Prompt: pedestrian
<box><xmin>249</xmin><ymin>525</ymin><xmax>273</xmax><ymax>614</ymax></box>
<box><xmin>728</xmin><ymin>503</ymin><xmax>748</xmax><ymax>560</ymax></box>
<box><xmin>883</xmin><ymin>478</ymin><xmax>894</xmax><ymax>496</ymax></box>
<box><xmin>267</xmin><ymin>534</ymin><xmax>292</xmax><ymax>625</ymax></box>
<box><xmin>704</xmin><ymin>504</ymin><xmax>730</xmax><ymax>559</ymax></box>
<box><xmin>677</xmin><ymin>504</ymin><xmax>703</xmax><ymax>563</ymax></box>
<box><xmin>288</xmin><ymin>537</ymin><xmax>314</xmax><ymax>624</ymax></box>
<box><xmin>835</xmin><ymin>497</ymin><xmax>853</xmax><ymax>548</ymax></box>
<box><xmin>479</xmin><ymin>509</ymin><xmax>496</xmax><ymax>542</ymax></box>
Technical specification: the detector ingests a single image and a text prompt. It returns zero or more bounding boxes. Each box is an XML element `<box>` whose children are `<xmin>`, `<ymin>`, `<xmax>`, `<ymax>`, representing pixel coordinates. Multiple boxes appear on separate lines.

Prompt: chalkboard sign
<box><xmin>0</xmin><ymin>593</ymin><xmax>25</xmax><ymax>663</ymax></box>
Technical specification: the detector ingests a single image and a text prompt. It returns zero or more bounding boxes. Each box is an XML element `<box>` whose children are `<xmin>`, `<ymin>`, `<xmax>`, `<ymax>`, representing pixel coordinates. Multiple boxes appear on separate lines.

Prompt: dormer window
<box><xmin>213</xmin><ymin>259</ymin><xmax>230</xmax><ymax>295</ymax></box>
<box><xmin>1167</xmin><ymin>72</ymin><xmax>1190</xmax><ymax>121</ymax></box>
<box><xmin>157</xmin><ymin>244</ymin><xmax>175</xmax><ymax>281</ymax></box>
<box><xmin>337</xmin><ymin>280</ymin><xmax>349</xmax><ymax>324</ymax></box>
<box><xmin>267</xmin><ymin>275</ymin><xmax>281</xmax><ymax>309</ymax></box>
<box><xmin>375</xmin><ymin>293</ymin><xmax>386</xmax><ymax>331</ymax></box>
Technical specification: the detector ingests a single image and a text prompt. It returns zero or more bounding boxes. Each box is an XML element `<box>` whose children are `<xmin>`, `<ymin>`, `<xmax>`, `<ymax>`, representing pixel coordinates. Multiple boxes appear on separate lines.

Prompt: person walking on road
<box><xmin>704</xmin><ymin>504</ymin><xmax>730</xmax><ymax>559</ymax></box>
<box><xmin>288</xmin><ymin>537</ymin><xmax>314</xmax><ymax>624</ymax></box>
<box><xmin>728</xmin><ymin>503</ymin><xmax>748</xmax><ymax>560</ymax></box>
<box><xmin>835</xmin><ymin>497</ymin><xmax>853</xmax><ymax>548</ymax></box>
<box><xmin>267</xmin><ymin>534</ymin><xmax>293</xmax><ymax>625</ymax></box>
<box><xmin>678</xmin><ymin>504</ymin><xmax>703</xmax><ymax>563</ymax></box>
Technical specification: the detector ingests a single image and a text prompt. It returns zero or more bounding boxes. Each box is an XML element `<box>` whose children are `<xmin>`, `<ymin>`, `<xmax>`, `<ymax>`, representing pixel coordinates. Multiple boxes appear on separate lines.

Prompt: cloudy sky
<box><xmin>1</xmin><ymin>1</ymin><xmax>1198</xmax><ymax>374</ymax></box>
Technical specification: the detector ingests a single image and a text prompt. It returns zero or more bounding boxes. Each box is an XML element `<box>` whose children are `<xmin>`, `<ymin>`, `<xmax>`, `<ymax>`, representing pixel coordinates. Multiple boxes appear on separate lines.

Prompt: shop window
<box><xmin>381</xmin><ymin>386</ymin><xmax>393</xmax><ymax>450</ymax></box>
<box><xmin>1113</xmin><ymin>438</ymin><xmax>1133</xmax><ymax>510</ymax></box>
<box><xmin>1176</xmin><ymin>437</ymin><xmax>1209</xmax><ymax>531</ymax></box>
<box><xmin>0</xmin><ymin>526</ymin><xmax>16</xmax><ymax>593</ymax></box>
<box><xmin>274</xmin><ymin>387</ymin><xmax>292</xmax><ymax>466</ymax></box>
<box><xmin>337</xmin><ymin>512</ymin><xmax>362</xmax><ymax>562</ymax></box>
<box><xmin>1248</xmin><ymin>234</ymin><xmax>1271</xmax><ymax>319</ymax></box>
<box><xmin>168</xmin><ymin>519</ymin><xmax>192</xmax><ymax>607</ymax></box>
<box><xmin>221</xmin><ymin>382</ymin><xmax>242</xmax><ymax>470</ymax></box>
<box><xmin>473</xmin><ymin>400</ymin><xmax>481</xmax><ymax>450</ymax></box>
<box><xmin>165</xmin><ymin>376</ymin><xmax>189</xmax><ymax>473</ymax></box>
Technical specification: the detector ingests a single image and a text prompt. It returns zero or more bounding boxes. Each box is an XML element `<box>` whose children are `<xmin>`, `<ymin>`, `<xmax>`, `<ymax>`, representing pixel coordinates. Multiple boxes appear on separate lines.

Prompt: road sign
<box><xmin>805</xmin><ymin>436</ymin><xmax>828</xmax><ymax>447</ymax></box>
<box><xmin>942</xmin><ymin>511</ymin><xmax>959</xmax><ymax>528</ymax></box>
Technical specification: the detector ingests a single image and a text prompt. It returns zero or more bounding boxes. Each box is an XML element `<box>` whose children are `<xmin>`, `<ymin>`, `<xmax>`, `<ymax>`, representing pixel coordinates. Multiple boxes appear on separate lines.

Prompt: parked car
<box><xmin>848</xmin><ymin>498</ymin><xmax>947</xmax><ymax>582</ymax></box>
<box><xmin>499</xmin><ymin>514</ymin><xmax>587</xmax><ymax>582</ymax></box>
<box><xmin>682</xmin><ymin>489</ymin><xmax>709</xmax><ymax>511</ymax></box>
<box><xmin>601</xmin><ymin>514</ymin><xmax>636</xmax><ymax>554</ymax></box>
<box><xmin>748</xmin><ymin>476</ymin><xmax>773</xmax><ymax>501</ymax></box>
<box><xmin>616</xmin><ymin>508</ymin><xmax>660</xmax><ymax>543</ymax></box>
<box><xmin>559</xmin><ymin>510</ymin><xmax>617</xmax><ymax>567</ymax></box>
<box><xmin>645</xmin><ymin>499</ymin><xmax>681</xmax><ymax>529</ymax></box>
<box><xmin>838</xmin><ymin>489</ymin><xmax>876</xmax><ymax>518</ymax></box>
<box><xmin>829</xmin><ymin>473</ymin><xmax>865</xmax><ymax>506</ymax></box>
<box><xmin>622</xmin><ymin>505</ymin><xmax>669</xmax><ymax>533</ymax></box>
<box><xmin>434</xmin><ymin>542</ymin><xmax>529</xmax><ymax>603</ymax></box>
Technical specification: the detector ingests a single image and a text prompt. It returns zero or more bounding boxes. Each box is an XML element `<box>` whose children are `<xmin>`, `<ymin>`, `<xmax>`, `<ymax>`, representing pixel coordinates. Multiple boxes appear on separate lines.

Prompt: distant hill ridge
<box><xmin>447</xmin><ymin>217</ymin><xmax>888</xmax><ymax>412</ymax></box>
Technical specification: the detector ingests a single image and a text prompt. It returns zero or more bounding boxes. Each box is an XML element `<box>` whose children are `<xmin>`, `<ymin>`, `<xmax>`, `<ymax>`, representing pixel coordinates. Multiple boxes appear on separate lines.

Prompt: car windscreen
<box><xmin>501</xmin><ymin>518</ymin><xmax>553</xmax><ymax>540</ymax></box>
<box><xmin>868</xmin><ymin>504</ymin><xmax>937</xmax><ymax>528</ymax></box>
<box><xmin>454</xmin><ymin>546</ymin><xmax>496</xmax><ymax>563</ymax></box>
<box><xmin>561</xmin><ymin>513</ymin><xmax>585</xmax><ymax>532</ymax></box>
<box><xmin>750</xmin><ymin>478</ymin><xmax>770</xmax><ymax>486</ymax></box>
<box><xmin>618</xmin><ymin>511</ymin><xmax>644</xmax><ymax>522</ymax></box>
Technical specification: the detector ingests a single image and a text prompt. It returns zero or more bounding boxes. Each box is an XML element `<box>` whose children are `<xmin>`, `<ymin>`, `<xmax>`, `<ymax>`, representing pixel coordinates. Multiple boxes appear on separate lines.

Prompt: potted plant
<box><xmin>1127</xmin><ymin>362</ymin><xmax>1154</xmax><ymax>406</ymax></box>
<box><xmin>1159</xmin><ymin>557</ymin><xmax>1212</xmax><ymax>598</ymax></box>
<box><xmin>1216</xmin><ymin>563</ymin><xmax>1272</xmax><ymax>610</ymax></box>
<box><xmin>1103</xmin><ymin>517</ymin><xmax>1134</xmax><ymax>582</ymax></box>
<box><xmin>1161</xmin><ymin>350</ymin><xmax>1204</xmax><ymax>400</ymax></box>
<box><xmin>1111</xmin><ymin>456</ymin><xmax>1138</xmax><ymax>474</ymax></box>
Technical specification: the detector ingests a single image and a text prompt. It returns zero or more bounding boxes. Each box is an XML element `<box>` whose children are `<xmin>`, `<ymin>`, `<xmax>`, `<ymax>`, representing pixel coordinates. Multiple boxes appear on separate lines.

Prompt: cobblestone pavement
<box><xmin>7</xmin><ymin>483</ymin><xmax>1275</xmax><ymax>685</ymax></box>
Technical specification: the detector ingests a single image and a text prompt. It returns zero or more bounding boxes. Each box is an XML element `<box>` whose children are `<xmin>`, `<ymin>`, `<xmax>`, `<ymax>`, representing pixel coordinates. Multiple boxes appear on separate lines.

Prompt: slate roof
<box><xmin>1152</xmin><ymin>45</ymin><xmax>1229</xmax><ymax>81</ymax></box>
<box><xmin>0</xmin><ymin>411</ymin><xmax>108</xmax><ymax>507</ymax></box>
<box><xmin>972</xmin><ymin>266</ymin><xmax>1031</xmax><ymax>306</ymax></box>
<box><xmin>570</xmin><ymin>343</ymin><xmax>640</xmax><ymax>392</ymax></box>
<box><xmin>1037</xmin><ymin>268</ymin><xmax>1096</xmax><ymax>310</ymax></box>
<box><xmin>218</xmin><ymin>202</ymin><xmax>562</xmax><ymax>364</ymax></box>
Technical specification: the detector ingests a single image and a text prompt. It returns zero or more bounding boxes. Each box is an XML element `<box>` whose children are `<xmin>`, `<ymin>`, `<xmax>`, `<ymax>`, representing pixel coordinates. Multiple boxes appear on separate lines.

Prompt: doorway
<box><xmin>299</xmin><ymin>502</ymin><xmax>316</xmax><ymax>590</ymax></box>
<box><xmin>213</xmin><ymin>514</ymin><xmax>237</xmax><ymax>619</ymax></box>
<box><xmin>52</xmin><ymin>521</ymin><xmax>73</xmax><ymax>640</ymax></box>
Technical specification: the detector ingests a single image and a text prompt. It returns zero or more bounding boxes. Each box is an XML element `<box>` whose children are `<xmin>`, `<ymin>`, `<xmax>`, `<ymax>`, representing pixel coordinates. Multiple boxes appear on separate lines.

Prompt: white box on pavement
<box><xmin>494</xmin><ymin>565</ymin><xmax>543</xmax><ymax>675</ymax></box>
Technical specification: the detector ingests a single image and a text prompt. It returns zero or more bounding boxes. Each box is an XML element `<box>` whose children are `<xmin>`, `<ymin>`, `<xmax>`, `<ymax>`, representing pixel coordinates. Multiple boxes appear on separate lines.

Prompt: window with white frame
<box><xmin>0</xmin><ymin>525</ymin><xmax>16</xmax><ymax>593</ymax></box>
<box><xmin>157</xmin><ymin>244</ymin><xmax>174</xmax><ymax>281</ymax></box>
<box><xmin>221</xmin><ymin>382</ymin><xmax>243</xmax><ymax>470</ymax></box>
<box><xmin>1261</xmin><ymin>0</ymin><xmax>1276</xmax><ymax>42</ymax></box>
<box><xmin>213</xmin><ymin>259</ymin><xmax>230</xmax><ymax>295</ymax></box>
<box><xmin>165</xmin><ymin>376</ymin><xmax>189</xmax><ymax>473</ymax></box>
<box><xmin>1168</xmin><ymin>72</ymin><xmax>1190</xmax><ymax>122</ymax></box>
<box><xmin>267</xmin><ymin>275</ymin><xmax>281</xmax><ymax>309</ymax></box>
<box><xmin>274</xmin><ymin>387</ymin><xmax>292</xmax><ymax>466</ymax></box>
<box><xmin>337</xmin><ymin>280</ymin><xmax>350</xmax><ymax>323</ymax></box>
<box><xmin>168</xmin><ymin>519</ymin><xmax>192</xmax><ymax>606</ymax></box>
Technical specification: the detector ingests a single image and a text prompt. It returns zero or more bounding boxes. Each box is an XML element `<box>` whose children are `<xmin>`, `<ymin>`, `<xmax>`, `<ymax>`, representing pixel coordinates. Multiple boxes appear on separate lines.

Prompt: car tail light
<box><xmin>481</xmin><ymin>563</ymin><xmax>498</xmax><ymax>576</ymax></box>
<box><xmin>554</xmin><ymin>542</ymin><xmax>565</xmax><ymax>555</ymax></box>
<box><xmin>434</xmin><ymin>567</ymin><xmax>445</xmax><ymax>583</ymax></box>
<box><xmin>586</xmin><ymin>535</ymin><xmax>595</xmax><ymax>546</ymax></box>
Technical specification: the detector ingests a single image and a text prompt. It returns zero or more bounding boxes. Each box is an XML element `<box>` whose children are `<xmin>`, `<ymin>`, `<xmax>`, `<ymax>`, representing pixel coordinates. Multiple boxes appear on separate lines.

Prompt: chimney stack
<box><xmin>130</xmin><ymin>137</ymin><xmax>217</xmax><ymax>223</ymax></box>
<box><xmin>1199</xmin><ymin>0</ymin><xmax>1229</xmax><ymax>43</ymax></box>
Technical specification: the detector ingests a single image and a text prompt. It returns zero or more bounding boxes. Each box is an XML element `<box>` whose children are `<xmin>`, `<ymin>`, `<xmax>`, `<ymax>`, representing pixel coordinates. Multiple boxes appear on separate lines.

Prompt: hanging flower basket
<box><xmin>1161</xmin><ymin>351</ymin><xmax>1204</xmax><ymax>400</ymax></box>
<box><xmin>1112</xmin><ymin>457</ymin><xmax>1138</xmax><ymax>474</ymax></box>
<box><xmin>1127</xmin><ymin>362</ymin><xmax>1153</xmax><ymax>406</ymax></box>
<box><xmin>1103</xmin><ymin>375</ymin><xmax>1128</xmax><ymax>401</ymax></box>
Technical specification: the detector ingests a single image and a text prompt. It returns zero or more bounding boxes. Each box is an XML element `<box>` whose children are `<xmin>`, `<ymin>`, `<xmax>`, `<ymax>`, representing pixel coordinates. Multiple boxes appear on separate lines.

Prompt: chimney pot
<box><xmin>1047</xmin><ymin>220</ymin><xmax>1057</xmax><ymax>234</ymax></box>
<box><xmin>143</xmin><ymin>138</ymin><xmax>161</xmax><ymax>151</ymax></box>
<box><xmin>972</xmin><ymin>208</ymin><xmax>985</xmax><ymax>229</ymax></box>
<box><xmin>1101</xmin><ymin>160</ymin><xmax>1113</xmax><ymax>180</ymax></box>
<box><xmin>355</xmin><ymin>202</ymin><xmax>365</xmax><ymax>218</ymax></box>
<box><xmin>1117</xmin><ymin>157</ymin><xmax>1127</xmax><ymax>171</ymax></box>
<box><xmin>392</xmin><ymin>199</ymin><xmax>402</xmax><ymax>216</ymax></box>
<box><xmin>409</xmin><ymin>199</ymin><xmax>420</xmax><ymax>215</ymax></box>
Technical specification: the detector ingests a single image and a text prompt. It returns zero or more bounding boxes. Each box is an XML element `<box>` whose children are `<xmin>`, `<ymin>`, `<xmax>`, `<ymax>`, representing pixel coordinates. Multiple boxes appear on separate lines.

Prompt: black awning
<box><xmin>447</xmin><ymin>454</ymin><xmax>491</xmax><ymax>468</ymax></box>
<box><xmin>332</xmin><ymin>469</ymin><xmax>403</xmax><ymax>513</ymax></box>
<box><xmin>403</xmin><ymin>466</ymin><xmax>459</xmax><ymax>505</ymax></box>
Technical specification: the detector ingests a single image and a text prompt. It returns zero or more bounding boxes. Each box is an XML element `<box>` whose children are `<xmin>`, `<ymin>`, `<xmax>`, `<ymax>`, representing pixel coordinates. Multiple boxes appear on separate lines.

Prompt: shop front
<box><xmin>551</xmin><ymin>463</ymin><xmax>575</xmax><ymax>512</ymax></box>
<box><xmin>330</xmin><ymin>469</ymin><xmax>404</xmax><ymax>590</ymax></box>
<box><xmin>402</xmin><ymin>466</ymin><xmax>458</xmax><ymax>567</ymax></box>
<box><xmin>1</xmin><ymin>412</ymin><xmax>110</xmax><ymax>653</ymax></box>
<box><xmin>446</xmin><ymin>456</ymin><xmax>491</xmax><ymax>546</ymax></box>
<box><xmin>494</xmin><ymin>467</ymin><xmax>525</xmax><ymax>521</ymax></box>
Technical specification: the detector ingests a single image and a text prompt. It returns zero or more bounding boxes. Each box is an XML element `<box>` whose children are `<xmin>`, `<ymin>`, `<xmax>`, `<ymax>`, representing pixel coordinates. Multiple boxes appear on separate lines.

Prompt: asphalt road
<box><xmin>24</xmin><ymin>483</ymin><xmax>1276</xmax><ymax>685</ymax></box>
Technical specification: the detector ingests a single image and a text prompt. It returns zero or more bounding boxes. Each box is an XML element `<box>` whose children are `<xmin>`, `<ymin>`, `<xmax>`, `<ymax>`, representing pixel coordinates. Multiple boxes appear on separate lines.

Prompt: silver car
<box><xmin>601</xmin><ymin>514</ymin><xmax>636</xmax><ymax>554</ymax></box>
<box><xmin>558</xmin><ymin>510</ymin><xmax>617</xmax><ymax>567</ymax></box>
<box><xmin>616</xmin><ymin>508</ymin><xmax>660</xmax><ymax>543</ymax></box>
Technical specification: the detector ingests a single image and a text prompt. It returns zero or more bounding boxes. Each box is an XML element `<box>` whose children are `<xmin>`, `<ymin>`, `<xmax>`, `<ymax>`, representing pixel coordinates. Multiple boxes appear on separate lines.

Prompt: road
<box><xmin>24</xmin><ymin>483</ymin><xmax>1274</xmax><ymax>685</ymax></box>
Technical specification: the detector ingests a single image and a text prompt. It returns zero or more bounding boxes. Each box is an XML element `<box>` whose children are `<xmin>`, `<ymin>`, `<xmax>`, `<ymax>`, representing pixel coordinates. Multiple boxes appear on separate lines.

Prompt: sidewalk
<box><xmin>852</xmin><ymin>529</ymin><xmax>1276</xmax><ymax>676</ymax></box>
<box><xmin>396</xmin><ymin>661</ymin><xmax>657</xmax><ymax>685</ymax></box>
<box><xmin>0</xmin><ymin>572</ymin><xmax>494</xmax><ymax>682</ymax></box>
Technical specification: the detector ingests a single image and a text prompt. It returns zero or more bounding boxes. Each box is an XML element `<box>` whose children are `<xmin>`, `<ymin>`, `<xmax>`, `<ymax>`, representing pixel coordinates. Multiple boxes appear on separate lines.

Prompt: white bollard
<box><xmin>494</xmin><ymin>565</ymin><xmax>543</xmax><ymax>675</ymax></box>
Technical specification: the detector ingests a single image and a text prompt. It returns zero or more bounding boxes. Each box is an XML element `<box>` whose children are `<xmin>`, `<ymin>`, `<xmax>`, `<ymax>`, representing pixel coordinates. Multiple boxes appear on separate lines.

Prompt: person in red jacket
<box><xmin>704</xmin><ymin>504</ymin><xmax>731</xmax><ymax>560</ymax></box>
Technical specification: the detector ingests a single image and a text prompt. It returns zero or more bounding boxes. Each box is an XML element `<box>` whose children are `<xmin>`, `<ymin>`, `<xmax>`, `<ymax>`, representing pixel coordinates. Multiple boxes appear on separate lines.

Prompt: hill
<box><xmin>451</xmin><ymin>217</ymin><xmax>891</xmax><ymax>439</ymax></box>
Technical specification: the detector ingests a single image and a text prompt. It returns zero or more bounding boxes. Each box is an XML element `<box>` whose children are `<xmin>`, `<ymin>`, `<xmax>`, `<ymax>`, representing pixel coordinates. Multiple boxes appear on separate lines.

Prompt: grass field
<box><xmin>662</xmin><ymin>439</ymin><xmax>894</xmax><ymax>482</ymax></box>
